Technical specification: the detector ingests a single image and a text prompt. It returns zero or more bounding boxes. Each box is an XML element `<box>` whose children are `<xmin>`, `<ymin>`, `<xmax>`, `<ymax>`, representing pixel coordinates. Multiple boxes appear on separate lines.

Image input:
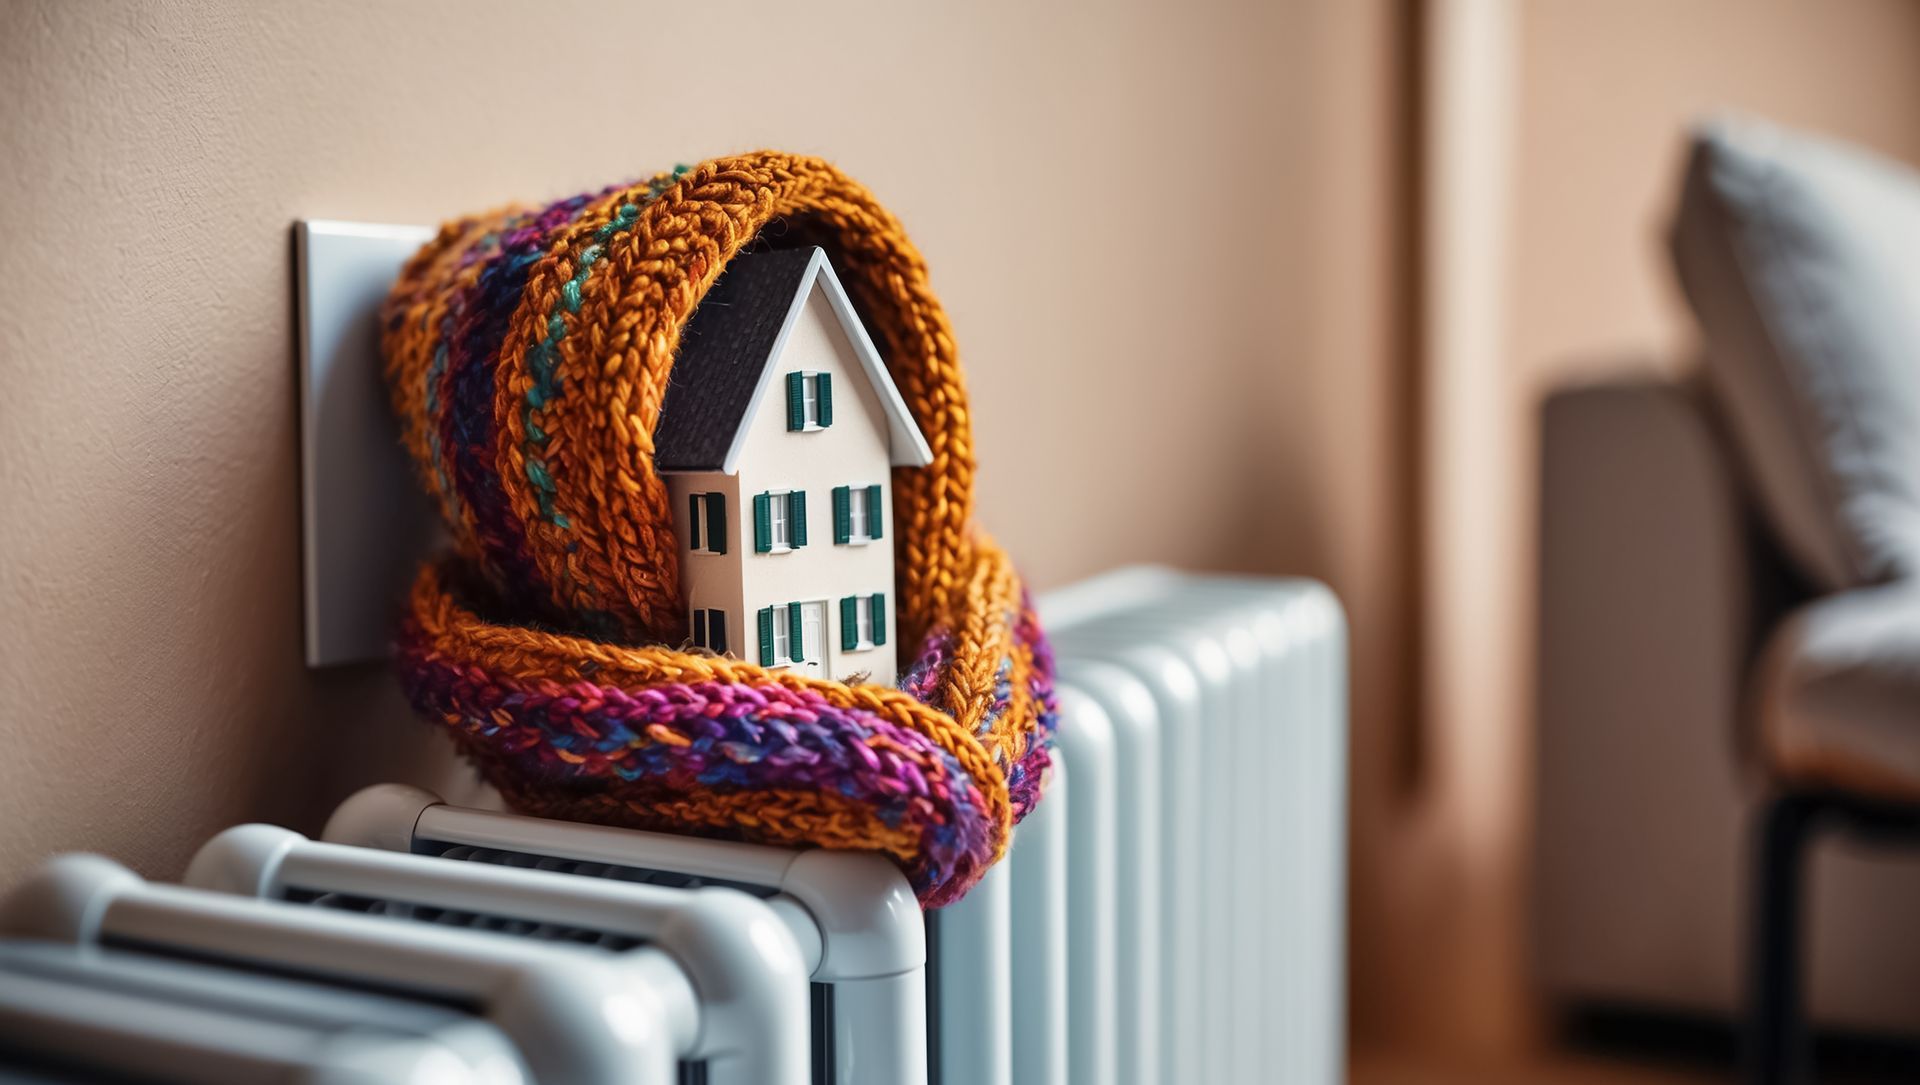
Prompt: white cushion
<box><xmin>1671</xmin><ymin>117</ymin><xmax>1920</xmax><ymax>591</ymax></box>
<box><xmin>1758</xmin><ymin>584</ymin><xmax>1920</xmax><ymax>799</ymax></box>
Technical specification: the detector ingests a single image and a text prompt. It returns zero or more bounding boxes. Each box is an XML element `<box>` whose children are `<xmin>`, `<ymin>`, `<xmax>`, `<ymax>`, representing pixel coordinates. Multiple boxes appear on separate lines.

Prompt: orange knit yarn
<box><xmin>386</xmin><ymin>154</ymin><xmax>977</xmax><ymax>647</ymax></box>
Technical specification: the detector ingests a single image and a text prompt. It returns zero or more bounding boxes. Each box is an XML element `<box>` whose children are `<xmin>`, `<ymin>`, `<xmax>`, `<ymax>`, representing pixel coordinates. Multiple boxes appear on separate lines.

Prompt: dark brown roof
<box><xmin>653</xmin><ymin>246</ymin><xmax>818</xmax><ymax>472</ymax></box>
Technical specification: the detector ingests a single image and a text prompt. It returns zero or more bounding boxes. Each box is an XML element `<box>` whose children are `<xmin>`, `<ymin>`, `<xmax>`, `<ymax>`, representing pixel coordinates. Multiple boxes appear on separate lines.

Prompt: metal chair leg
<box><xmin>1746</xmin><ymin>789</ymin><xmax>1920</xmax><ymax>1085</ymax></box>
<box><xmin>1747</xmin><ymin>791</ymin><xmax>1817</xmax><ymax>1085</ymax></box>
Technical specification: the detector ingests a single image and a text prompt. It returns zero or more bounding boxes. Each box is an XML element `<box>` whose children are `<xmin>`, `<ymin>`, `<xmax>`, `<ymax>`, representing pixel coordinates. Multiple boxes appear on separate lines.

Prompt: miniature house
<box><xmin>656</xmin><ymin>246</ymin><xmax>933</xmax><ymax>686</ymax></box>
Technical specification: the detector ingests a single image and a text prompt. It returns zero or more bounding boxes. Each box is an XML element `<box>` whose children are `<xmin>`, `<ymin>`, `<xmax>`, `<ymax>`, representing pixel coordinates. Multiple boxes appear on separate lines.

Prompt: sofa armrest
<box><xmin>1533</xmin><ymin>370</ymin><xmax>1920</xmax><ymax>1032</ymax></box>
<box><xmin>1537</xmin><ymin>372</ymin><xmax>1760</xmax><ymax>767</ymax></box>
<box><xmin>1758</xmin><ymin>583</ymin><xmax>1920</xmax><ymax>800</ymax></box>
<box><xmin>1531</xmin><ymin>370</ymin><xmax>1760</xmax><ymax>1011</ymax></box>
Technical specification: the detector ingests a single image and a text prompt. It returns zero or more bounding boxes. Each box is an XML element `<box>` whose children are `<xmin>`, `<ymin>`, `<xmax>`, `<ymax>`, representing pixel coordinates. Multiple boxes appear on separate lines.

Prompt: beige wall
<box><xmin>0</xmin><ymin>0</ymin><xmax>1416</xmax><ymax>1010</ymax></box>
<box><xmin>1512</xmin><ymin>0</ymin><xmax>1920</xmax><ymax>384</ymax></box>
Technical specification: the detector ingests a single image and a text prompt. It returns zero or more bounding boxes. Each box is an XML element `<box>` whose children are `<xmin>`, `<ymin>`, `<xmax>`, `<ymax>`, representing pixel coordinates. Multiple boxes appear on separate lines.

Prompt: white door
<box><xmin>800</xmin><ymin>602</ymin><xmax>825</xmax><ymax>677</ymax></box>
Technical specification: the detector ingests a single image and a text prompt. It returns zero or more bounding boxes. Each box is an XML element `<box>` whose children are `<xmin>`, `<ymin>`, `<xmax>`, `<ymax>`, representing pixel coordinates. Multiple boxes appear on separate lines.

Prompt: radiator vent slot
<box><xmin>98</xmin><ymin>932</ymin><xmax>484</xmax><ymax>1016</ymax></box>
<box><xmin>415</xmin><ymin>841</ymin><xmax>782</xmax><ymax>900</ymax></box>
<box><xmin>283</xmin><ymin>885</ymin><xmax>648</xmax><ymax>953</ymax></box>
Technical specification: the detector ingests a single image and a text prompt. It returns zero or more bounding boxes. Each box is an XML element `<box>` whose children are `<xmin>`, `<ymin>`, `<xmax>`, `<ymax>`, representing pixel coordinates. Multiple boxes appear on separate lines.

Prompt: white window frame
<box><xmin>847</xmin><ymin>485</ymin><xmax>872</xmax><ymax>544</ymax></box>
<box><xmin>769</xmin><ymin>490</ymin><xmax>792</xmax><ymax>552</ymax></box>
<box><xmin>771</xmin><ymin>603</ymin><xmax>793</xmax><ymax>665</ymax></box>
<box><xmin>853</xmin><ymin>595</ymin><xmax>875</xmax><ymax>649</ymax></box>
<box><xmin>801</xmin><ymin>374</ymin><xmax>823</xmax><ymax>429</ymax></box>
<box><xmin>689</xmin><ymin>493</ymin><xmax>713</xmax><ymax>554</ymax></box>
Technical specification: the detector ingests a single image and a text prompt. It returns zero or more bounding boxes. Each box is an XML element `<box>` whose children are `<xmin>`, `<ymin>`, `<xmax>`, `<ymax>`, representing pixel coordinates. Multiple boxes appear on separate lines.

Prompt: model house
<box><xmin>655</xmin><ymin>246</ymin><xmax>933</xmax><ymax>686</ymax></box>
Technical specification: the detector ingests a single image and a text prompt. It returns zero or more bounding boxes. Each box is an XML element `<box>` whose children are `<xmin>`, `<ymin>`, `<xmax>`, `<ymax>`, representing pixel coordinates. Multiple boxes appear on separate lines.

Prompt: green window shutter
<box><xmin>817</xmin><ymin>373</ymin><xmax>833</xmax><ymax>427</ymax></box>
<box><xmin>840</xmin><ymin>596</ymin><xmax>858</xmax><ymax>651</ymax></box>
<box><xmin>790</xmin><ymin>491</ymin><xmax>808</xmax><ymax>548</ymax></box>
<box><xmin>786</xmin><ymin>372</ymin><xmax>805</xmax><ymax>430</ymax></box>
<box><xmin>710</xmin><ymin>610</ymin><xmax>727</xmax><ymax>655</ymax></box>
<box><xmin>705</xmin><ymin>493</ymin><xmax>727</xmax><ymax>555</ymax></box>
<box><xmin>870</xmin><ymin>594</ymin><xmax>887</xmax><ymax>646</ymax></box>
<box><xmin>787</xmin><ymin>602</ymin><xmax>805</xmax><ymax>662</ymax></box>
<box><xmin>757</xmin><ymin>607</ymin><xmax>774</xmax><ymax>664</ymax></box>
<box><xmin>688</xmin><ymin>493</ymin><xmax>701</xmax><ymax>549</ymax></box>
<box><xmin>866</xmin><ymin>484</ymin><xmax>884</xmax><ymax>540</ymax></box>
<box><xmin>833</xmin><ymin>486</ymin><xmax>851</xmax><ymax>545</ymax></box>
<box><xmin>691</xmin><ymin>608</ymin><xmax>706</xmax><ymax>648</ymax></box>
<box><xmin>753</xmin><ymin>493</ymin><xmax>771</xmax><ymax>553</ymax></box>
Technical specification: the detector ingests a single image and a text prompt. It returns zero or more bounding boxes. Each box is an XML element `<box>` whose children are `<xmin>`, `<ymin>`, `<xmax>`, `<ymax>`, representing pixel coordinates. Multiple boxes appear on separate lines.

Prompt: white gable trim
<box><xmin>710</xmin><ymin>248</ymin><xmax>936</xmax><ymax>476</ymax></box>
<box><xmin>808</xmin><ymin>254</ymin><xmax>937</xmax><ymax>469</ymax></box>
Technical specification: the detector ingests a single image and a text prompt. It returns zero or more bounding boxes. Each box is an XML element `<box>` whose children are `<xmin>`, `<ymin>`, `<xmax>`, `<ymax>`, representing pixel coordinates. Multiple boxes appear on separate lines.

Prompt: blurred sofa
<box><xmin>1532</xmin><ymin>116</ymin><xmax>1920</xmax><ymax>1043</ymax></box>
<box><xmin>1533</xmin><ymin>370</ymin><xmax>1920</xmax><ymax>1035</ymax></box>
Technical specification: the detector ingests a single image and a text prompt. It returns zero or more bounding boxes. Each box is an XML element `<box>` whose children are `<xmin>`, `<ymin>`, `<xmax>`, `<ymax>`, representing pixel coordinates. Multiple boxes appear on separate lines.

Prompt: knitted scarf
<box><xmin>379</xmin><ymin>152</ymin><xmax>1054</xmax><ymax>906</ymax></box>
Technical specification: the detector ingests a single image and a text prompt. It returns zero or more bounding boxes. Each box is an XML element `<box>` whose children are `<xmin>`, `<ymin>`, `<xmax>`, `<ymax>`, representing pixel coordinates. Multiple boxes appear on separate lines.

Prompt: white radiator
<box><xmin>0</xmin><ymin>937</ymin><xmax>531</xmax><ymax>1084</ymax></box>
<box><xmin>0</xmin><ymin>567</ymin><xmax>1346</xmax><ymax>1085</ymax></box>
<box><xmin>0</xmin><ymin>855</ymin><xmax>681</xmax><ymax>1083</ymax></box>
<box><xmin>184</xmin><ymin>824</ymin><xmax>815</xmax><ymax>1085</ymax></box>
<box><xmin>1038</xmin><ymin>567</ymin><xmax>1348</xmax><ymax>1085</ymax></box>
<box><xmin>319</xmin><ymin>784</ymin><xmax>929</xmax><ymax>1085</ymax></box>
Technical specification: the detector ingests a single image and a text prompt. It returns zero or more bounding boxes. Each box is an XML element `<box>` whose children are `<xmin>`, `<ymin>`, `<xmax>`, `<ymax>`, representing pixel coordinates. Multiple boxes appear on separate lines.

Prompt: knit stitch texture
<box><xmin>380</xmin><ymin>152</ymin><xmax>1055</xmax><ymax>905</ymax></box>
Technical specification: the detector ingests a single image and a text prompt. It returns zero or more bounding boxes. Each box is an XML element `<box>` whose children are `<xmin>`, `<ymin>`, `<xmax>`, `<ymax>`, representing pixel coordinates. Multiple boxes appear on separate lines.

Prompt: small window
<box><xmin>786</xmin><ymin>372</ymin><xmax>835</xmax><ymax>431</ymax></box>
<box><xmin>754</xmin><ymin>491</ymin><xmax>808</xmax><ymax>553</ymax></box>
<box><xmin>771</xmin><ymin>605</ymin><xmax>792</xmax><ymax>663</ymax></box>
<box><xmin>690</xmin><ymin>608</ymin><xmax>728</xmax><ymax>654</ymax></box>
<box><xmin>854</xmin><ymin>596</ymin><xmax>874</xmax><ymax>645</ymax></box>
<box><xmin>848</xmin><ymin>487</ymin><xmax>870</xmax><ymax>542</ymax></box>
<box><xmin>687</xmin><ymin>493</ymin><xmax>727</xmax><ymax>554</ymax></box>
<box><xmin>833</xmin><ymin>484</ymin><xmax>884</xmax><ymax>545</ymax></box>
<box><xmin>839</xmin><ymin>593</ymin><xmax>888</xmax><ymax>651</ymax></box>
<box><xmin>760</xmin><ymin>602</ymin><xmax>809</xmax><ymax>666</ymax></box>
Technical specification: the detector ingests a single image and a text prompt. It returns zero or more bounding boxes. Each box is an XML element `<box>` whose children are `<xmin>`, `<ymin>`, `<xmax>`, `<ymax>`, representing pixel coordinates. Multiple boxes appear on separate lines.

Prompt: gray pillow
<box><xmin>1671</xmin><ymin>117</ymin><xmax>1920</xmax><ymax>591</ymax></box>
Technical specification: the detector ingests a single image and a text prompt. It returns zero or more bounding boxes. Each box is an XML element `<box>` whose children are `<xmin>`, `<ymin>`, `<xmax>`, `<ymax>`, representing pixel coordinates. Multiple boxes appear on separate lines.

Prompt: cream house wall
<box><xmin>736</xmin><ymin>286</ymin><xmax>900</xmax><ymax>685</ymax></box>
<box><xmin>665</xmin><ymin>470</ymin><xmax>744</xmax><ymax>656</ymax></box>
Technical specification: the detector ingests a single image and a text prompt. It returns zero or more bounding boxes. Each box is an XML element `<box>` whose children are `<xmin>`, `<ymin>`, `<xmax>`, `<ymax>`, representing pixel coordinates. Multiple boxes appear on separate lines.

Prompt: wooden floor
<box><xmin>1352</xmin><ymin>1041</ymin><xmax>1920</xmax><ymax>1084</ymax></box>
<box><xmin>1351</xmin><ymin>1050</ymin><xmax>1727</xmax><ymax>1085</ymax></box>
